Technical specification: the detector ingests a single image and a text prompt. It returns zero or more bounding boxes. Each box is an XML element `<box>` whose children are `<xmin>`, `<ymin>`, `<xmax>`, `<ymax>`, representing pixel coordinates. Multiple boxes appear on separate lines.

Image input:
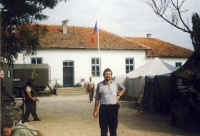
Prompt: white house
<box><xmin>15</xmin><ymin>22</ymin><xmax>194</xmax><ymax>87</ymax></box>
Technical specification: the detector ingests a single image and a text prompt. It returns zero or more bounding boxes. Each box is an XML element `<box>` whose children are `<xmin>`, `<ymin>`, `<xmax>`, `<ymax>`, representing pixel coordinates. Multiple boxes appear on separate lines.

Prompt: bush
<box><xmin>57</xmin><ymin>84</ymin><xmax>63</xmax><ymax>88</ymax></box>
<box><xmin>73</xmin><ymin>83</ymin><xmax>82</xmax><ymax>87</ymax></box>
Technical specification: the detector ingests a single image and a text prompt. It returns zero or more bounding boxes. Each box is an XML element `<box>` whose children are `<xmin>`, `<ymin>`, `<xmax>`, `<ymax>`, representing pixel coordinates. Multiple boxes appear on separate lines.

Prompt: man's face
<box><xmin>3</xmin><ymin>127</ymin><xmax>12</xmax><ymax>136</ymax></box>
<box><xmin>104</xmin><ymin>71</ymin><xmax>112</xmax><ymax>81</ymax></box>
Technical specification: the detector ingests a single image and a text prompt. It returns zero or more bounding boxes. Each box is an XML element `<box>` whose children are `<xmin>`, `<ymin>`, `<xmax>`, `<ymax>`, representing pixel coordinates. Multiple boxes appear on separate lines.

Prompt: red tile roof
<box><xmin>39</xmin><ymin>25</ymin><xmax>194</xmax><ymax>58</ymax></box>
<box><xmin>39</xmin><ymin>25</ymin><xmax>147</xmax><ymax>50</ymax></box>
<box><xmin>127</xmin><ymin>37</ymin><xmax>194</xmax><ymax>58</ymax></box>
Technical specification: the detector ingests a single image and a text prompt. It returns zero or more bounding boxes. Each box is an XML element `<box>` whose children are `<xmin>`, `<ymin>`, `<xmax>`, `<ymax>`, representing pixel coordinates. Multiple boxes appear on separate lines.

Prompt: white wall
<box><xmin>15</xmin><ymin>49</ymin><xmax>146</xmax><ymax>86</ymax></box>
<box><xmin>161</xmin><ymin>58</ymin><xmax>188</xmax><ymax>67</ymax></box>
<box><xmin>146</xmin><ymin>57</ymin><xmax>188</xmax><ymax>67</ymax></box>
<box><xmin>15</xmin><ymin>49</ymin><xmax>189</xmax><ymax>86</ymax></box>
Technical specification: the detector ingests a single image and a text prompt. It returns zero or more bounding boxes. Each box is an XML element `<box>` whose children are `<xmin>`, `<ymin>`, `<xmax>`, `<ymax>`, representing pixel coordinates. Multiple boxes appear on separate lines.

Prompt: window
<box><xmin>7</xmin><ymin>70</ymin><xmax>11</xmax><ymax>78</ymax></box>
<box><xmin>63</xmin><ymin>61</ymin><xmax>74</xmax><ymax>67</ymax></box>
<box><xmin>176</xmin><ymin>62</ymin><xmax>182</xmax><ymax>67</ymax></box>
<box><xmin>91</xmin><ymin>58</ymin><xmax>101</xmax><ymax>77</ymax></box>
<box><xmin>31</xmin><ymin>58</ymin><xmax>43</xmax><ymax>64</ymax></box>
<box><xmin>126</xmin><ymin>58</ymin><xmax>134</xmax><ymax>73</ymax></box>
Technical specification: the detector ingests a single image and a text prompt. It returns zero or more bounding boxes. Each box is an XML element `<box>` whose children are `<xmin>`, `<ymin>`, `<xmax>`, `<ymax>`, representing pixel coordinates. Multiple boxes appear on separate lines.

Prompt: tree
<box><xmin>140</xmin><ymin>0</ymin><xmax>199</xmax><ymax>53</ymax></box>
<box><xmin>0</xmin><ymin>0</ymin><xmax>69</xmax><ymax>128</ymax></box>
<box><xmin>191</xmin><ymin>13</ymin><xmax>200</xmax><ymax>53</ymax></box>
<box><xmin>1</xmin><ymin>0</ymin><xmax>68</xmax><ymax>67</ymax></box>
<box><xmin>140</xmin><ymin>0</ymin><xmax>200</xmax><ymax>130</ymax></box>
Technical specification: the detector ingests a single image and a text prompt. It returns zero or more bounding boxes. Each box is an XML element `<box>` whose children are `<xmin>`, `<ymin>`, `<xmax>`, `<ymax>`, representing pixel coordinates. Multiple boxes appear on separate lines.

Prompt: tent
<box><xmin>120</xmin><ymin>57</ymin><xmax>177</xmax><ymax>78</ymax></box>
<box><xmin>115</xmin><ymin>57</ymin><xmax>178</xmax><ymax>98</ymax></box>
<box><xmin>139</xmin><ymin>75</ymin><xmax>172</xmax><ymax>113</ymax></box>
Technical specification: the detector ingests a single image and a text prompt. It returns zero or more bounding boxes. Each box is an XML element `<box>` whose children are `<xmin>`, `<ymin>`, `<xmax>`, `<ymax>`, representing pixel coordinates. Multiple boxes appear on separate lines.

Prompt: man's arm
<box><xmin>26</xmin><ymin>92</ymin><xmax>38</xmax><ymax>101</ymax></box>
<box><xmin>117</xmin><ymin>89</ymin><xmax>125</xmax><ymax>101</ymax></box>
<box><xmin>118</xmin><ymin>89</ymin><xmax>125</xmax><ymax>97</ymax></box>
<box><xmin>93</xmin><ymin>82</ymin><xmax>96</xmax><ymax>91</ymax></box>
<box><xmin>93</xmin><ymin>99</ymin><xmax>99</xmax><ymax>119</ymax></box>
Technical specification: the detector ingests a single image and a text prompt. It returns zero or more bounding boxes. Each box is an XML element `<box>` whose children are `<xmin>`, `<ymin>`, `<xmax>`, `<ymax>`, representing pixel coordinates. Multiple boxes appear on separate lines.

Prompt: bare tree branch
<box><xmin>140</xmin><ymin>0</ymin><xmax>192</xmax><ymax>34</ymax></box>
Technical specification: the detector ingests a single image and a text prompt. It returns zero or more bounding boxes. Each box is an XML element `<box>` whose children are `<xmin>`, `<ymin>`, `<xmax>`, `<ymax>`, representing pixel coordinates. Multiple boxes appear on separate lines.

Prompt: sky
<box><xmin>39</xmin><ymin>0</ymin><xmax>200</xmax><ymax>50</ymax></box>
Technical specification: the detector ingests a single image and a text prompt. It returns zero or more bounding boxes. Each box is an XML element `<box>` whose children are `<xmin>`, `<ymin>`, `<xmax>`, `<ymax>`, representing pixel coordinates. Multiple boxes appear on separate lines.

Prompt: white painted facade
<box><xmin>15</xmin><ymin>49</ymin><xmax>189</xmax><ymax>86</ymax></box>
<box><xmin>159</xmin><ymin>58</ymin><xmax>187</xmax><ymax>67</ymax></box>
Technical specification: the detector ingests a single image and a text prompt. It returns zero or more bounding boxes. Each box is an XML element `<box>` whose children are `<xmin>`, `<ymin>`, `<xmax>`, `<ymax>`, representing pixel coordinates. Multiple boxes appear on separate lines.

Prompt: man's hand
<box><xmin>93</xmin><ymin>99</ymin><xmax>99</xmax><ymax>119</ymax></box>
<box><xmin>116</xmin><ymin>95</ymin><xmax>120</xmax><ymax>102</ymax></box>
<box><xmin>35</xmin><ymin>97</ymin><xmax>39</xmax><ymax>101</ymax></box>
<box><xmin>93</xmin><ymin>110</ymin><xmax>98</xmax><ymax>119</ymax></box>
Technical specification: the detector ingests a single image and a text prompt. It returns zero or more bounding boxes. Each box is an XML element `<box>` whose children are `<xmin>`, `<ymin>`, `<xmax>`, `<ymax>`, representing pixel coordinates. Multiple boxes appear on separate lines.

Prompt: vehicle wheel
<box><xmin>19</xmin><ymin>89</ymin><xmax>25</xmax><ymax>97</ymax></box>
<box><xmin>12</xmin><ymin>89</ymin><xmax>19</xmax><ymax>98</ymax></box>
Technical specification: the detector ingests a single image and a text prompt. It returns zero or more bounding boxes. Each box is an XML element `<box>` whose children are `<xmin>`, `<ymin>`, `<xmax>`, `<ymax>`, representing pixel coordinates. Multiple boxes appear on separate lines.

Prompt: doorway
<box><xmin>63</xmin><ymin>61</ymin><xmax>74</xmax><ymax>87</ymax></box>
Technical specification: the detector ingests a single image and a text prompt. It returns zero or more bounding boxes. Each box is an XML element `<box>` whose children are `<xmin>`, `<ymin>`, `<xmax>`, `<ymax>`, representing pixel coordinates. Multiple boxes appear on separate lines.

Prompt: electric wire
<box><xmin>84</xmin><ymin>0</ymin><xmax>107</xmax><ymax>26</ymax></box>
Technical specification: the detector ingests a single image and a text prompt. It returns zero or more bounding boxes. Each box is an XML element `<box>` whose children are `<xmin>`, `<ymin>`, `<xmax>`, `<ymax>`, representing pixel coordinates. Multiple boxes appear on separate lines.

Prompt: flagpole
<box><xmin>97</xmin><ymin>22</ymin><xmax>101</xmax><ymax>81</ymax></box>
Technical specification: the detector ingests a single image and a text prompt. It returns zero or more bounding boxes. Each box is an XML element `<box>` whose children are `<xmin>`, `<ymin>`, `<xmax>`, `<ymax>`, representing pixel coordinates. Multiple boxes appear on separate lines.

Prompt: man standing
<box><xmin>87</xmin><ymin>77</ymin><xmax>95</xmax><ymax>103</ymax></box>
<box><xmin>23</xmin><ymin>79</ymin><xmax>41</xmax><ymax>122</ymax></box>
<box><xmin>93</xmin><ymin>68</ymin><xmax>125</xmax><ymax>136</ymax></box>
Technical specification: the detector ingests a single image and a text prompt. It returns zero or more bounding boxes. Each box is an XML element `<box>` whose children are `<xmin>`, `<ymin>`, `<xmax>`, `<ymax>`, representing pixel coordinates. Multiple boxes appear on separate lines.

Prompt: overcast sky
<box><xmin>39</xmin><ymin>0</ymin><xmax>199</xmax><ymax>50</ymax></box>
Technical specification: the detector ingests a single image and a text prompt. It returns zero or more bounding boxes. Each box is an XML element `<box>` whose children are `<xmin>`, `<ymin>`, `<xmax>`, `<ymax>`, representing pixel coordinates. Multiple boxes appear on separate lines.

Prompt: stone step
<box><xmin>56</xmin><ymin>87</ymin><xmax>86</xmax><ymax>96</ymax></box>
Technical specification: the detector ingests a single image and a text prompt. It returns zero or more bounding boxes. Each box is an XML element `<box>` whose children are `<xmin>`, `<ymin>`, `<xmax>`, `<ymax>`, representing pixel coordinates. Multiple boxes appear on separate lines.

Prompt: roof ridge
<box><xmin>99</xmin><ymin>31</ymin><xmax>149</xmax><ymax>49</ymax></box>
<box><xmin>99</xmin><ymin>29</ymin><xmax>119</xmax><ymax>37</ymax></box>
<box><xmin>69</xmin><ymin>25</ymin><xmax>91</xmax><ymax>28</ymax></box>
<box><xmin>42</xmin><ymin>24</ymin><xmax>61</xmax><ymax>26</ymax></box>
<box><xmin>124</xmin><ymin>37</ymin><xmax>151</xmax><ymax>49</ymax></box>
<box><xmin>127</xmin><ymin>37</ymin><xmax>193</xmax><ymax>51</ymax></box>
<box><xmin>152</xmin><ymin>38</ymin><xmax>194</xmax><ymax>51</ymax></box>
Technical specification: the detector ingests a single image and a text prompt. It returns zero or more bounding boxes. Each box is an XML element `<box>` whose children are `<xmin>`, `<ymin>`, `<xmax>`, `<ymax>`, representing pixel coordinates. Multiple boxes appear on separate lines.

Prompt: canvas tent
<box><xmin>139</xmin><ymin>75</ymin><xmax>172</xmax><ymax>113</ymax></box>
<box><xmin>115</xmin><ymin>57</ymin><xmax>178</xmax><ymax>98</ymax></box>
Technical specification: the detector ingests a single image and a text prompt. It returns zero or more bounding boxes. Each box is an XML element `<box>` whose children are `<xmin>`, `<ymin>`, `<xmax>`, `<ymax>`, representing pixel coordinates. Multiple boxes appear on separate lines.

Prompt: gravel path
<box><xmin>26</xmin><ymin>94</ymin><xmax>199</xmax><ymax>136</ymax></box>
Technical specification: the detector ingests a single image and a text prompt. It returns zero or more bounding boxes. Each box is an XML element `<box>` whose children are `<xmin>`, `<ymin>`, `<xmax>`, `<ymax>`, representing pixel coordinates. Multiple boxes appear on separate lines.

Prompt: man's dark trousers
<box><xmin>24</xmin><ymin>101</ymin><xmax>37</xmax><ymax>119</ymax></box>
<box><xmin>88</xmin><ymin>88</ymin><xmax>94</xmax><ymax>102</ymax></box>
<box><xmin>99</xmin><ymin>104</ymin><xmax>119</xmax><ymax>136</ymax></box>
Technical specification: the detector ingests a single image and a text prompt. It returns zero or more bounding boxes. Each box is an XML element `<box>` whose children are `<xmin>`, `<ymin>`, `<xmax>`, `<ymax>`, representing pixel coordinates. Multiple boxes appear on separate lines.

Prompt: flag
<box><xmin>90</xmin><ymin>21</ymin><xmax>97</xmax><ymax>44</ymax></box>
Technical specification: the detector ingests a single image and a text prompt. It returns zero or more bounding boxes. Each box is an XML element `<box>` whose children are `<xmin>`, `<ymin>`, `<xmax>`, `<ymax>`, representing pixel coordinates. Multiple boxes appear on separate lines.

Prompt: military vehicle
<box><xmin>1</xmin><ymin>63</ymin><xmax>53</xmax><ymax>98</ymax></box>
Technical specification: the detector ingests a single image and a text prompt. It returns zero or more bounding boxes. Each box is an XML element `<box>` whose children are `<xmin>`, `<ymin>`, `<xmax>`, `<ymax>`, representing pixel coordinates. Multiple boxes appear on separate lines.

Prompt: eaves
<box><xmin>37</xmin><ymin>47</ymin><xmax>150</xmax><ymax>51</ymax></box>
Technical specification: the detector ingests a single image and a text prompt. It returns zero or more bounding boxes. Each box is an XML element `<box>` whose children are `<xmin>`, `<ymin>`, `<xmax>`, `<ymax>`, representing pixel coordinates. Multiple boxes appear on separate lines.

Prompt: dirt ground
<box><xmin>27</xmin><ymin>94</ymin><xmax>199</xmax><ymax>136</ymax></box>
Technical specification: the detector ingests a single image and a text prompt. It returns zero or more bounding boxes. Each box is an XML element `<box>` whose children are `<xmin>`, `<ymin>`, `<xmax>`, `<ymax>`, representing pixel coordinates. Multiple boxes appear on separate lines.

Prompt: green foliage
<box><xmin>30</xmin><ymin>69</ymin><xmax>38</xmax><ymax>79</ymax></box>
<box><xmin>1</xmin><ymin>82</ymin><xmax>22</xmax><ymax>126</ymax></box>
<box><xmin>1</xmin><ymin>0</ymin><xmax>69</xmax><ymax>127</ymax></box>
<box><xmin>74</xmin><ymin>83</ymin><xmax>82</xmax><ymax>87</ymax></box>
<box><xmin>191</xmin><ymin>13</ymin><xmax>200</xmax><ymax>53</ymax></box>
<box><xmin>1</xmin><ymin>100</ymin><xmax>22</xmax><ymax>126</ymax></box>
<box><xmin>1</xmin><ymin>0</ymin><xmax>68</xmax><ymax>67</ymax></box>
<box><xmin>57</xmin><ymin>84</ymin><xmax>63</xmax><ymax>88</ymax></box>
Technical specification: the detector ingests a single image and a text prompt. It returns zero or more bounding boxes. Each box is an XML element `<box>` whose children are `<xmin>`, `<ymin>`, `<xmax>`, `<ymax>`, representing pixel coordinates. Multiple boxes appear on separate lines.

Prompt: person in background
<box><xmin>23</xmin><ymin>79</ymin><xmax>41</xmax><ymax>122</ymax></box>
<box><xmin>87</xmin><ymin>77</ymin><xmax>95</xmax><ymax>103</ymax></box>
<box><xmin>93</xmin><ymin>68</ymin><xmax>125</xmax><ymax>136</ymax></box>
<box><xmin>12</xmin><ymin>122</ymin><xmax>43</xmax><ymax>136</ymax></box>
<box><xmin>1</xmin><ymin>125</ymin><xmax>12</xmax><ymax>136</ymax></box>
<box><xmin>1</xmin><ymin>122</ymin><xmax>43</xmax><ymax>136</ymax></box>
<box><xmin>84</xmin><ymin>79</ymin><xmax>88</xmax><ymax>93</ymax></box>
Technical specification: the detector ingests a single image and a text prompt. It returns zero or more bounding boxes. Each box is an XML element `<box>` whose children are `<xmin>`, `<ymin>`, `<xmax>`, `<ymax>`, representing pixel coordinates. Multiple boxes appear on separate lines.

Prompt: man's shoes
<box><xmin>22</xmin><ymin>118</ymin><xmax>30</xmax><ymax>122</ymax></box>
<box><xmin>34</xmin><ymin>117</ymin><xmax>41</xmax><ymax>121</ymax></box>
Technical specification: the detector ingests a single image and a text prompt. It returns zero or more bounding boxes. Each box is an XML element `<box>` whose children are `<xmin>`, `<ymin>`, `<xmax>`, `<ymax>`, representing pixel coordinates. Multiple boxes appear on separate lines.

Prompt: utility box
<box><xmin>1</xmin><ymin>63</ymin><xmax>51</xmax><ymax>97</ymax></box>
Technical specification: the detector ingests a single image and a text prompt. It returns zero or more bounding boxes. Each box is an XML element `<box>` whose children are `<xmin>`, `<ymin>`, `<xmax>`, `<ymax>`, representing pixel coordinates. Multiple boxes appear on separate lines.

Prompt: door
<box><xmin>63</xmin><ymin>61</ymin><xmax>74</xmax><ymax>87</ymax></box>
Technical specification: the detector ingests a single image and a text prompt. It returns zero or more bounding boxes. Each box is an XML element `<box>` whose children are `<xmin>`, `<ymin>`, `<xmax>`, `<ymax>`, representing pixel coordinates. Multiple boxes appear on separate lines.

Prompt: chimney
<box><xmin>147</xmin><ymin>34</ymin><xmax>151</xmax><ymax>38</ymax></box>
<box><xmin>62</xmin><ymin>20</ymin><xmax>69</xmax><ymax>34</ymax></box>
